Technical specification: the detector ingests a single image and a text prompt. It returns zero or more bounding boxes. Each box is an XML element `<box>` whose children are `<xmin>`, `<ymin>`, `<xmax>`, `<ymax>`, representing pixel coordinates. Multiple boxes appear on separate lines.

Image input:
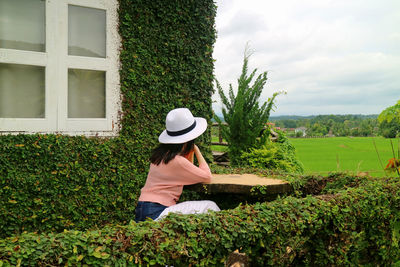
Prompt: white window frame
<box><xmin>0</xmin><ymin>0</ymin><xmax>121</xmax><ymax>136</ymax></box>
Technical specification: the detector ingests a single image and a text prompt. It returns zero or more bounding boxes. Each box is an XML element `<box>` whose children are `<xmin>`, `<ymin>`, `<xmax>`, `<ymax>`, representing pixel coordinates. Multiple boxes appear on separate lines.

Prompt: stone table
<box><xmin>185</xmin><ymin>173</ymin><xmax>292</xmax><ymax>195</ymax></box>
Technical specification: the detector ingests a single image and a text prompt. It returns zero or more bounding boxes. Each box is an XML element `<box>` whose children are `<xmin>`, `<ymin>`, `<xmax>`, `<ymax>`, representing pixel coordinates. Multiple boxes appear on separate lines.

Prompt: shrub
<box><xmin>1</xmin><ymin>175</ymin><xmax>399</xmax><ymax>266</ymax></box>
<box><xmin>214</xmin><ymin>47</ymin><xmax>282</xmax><ymax>165</ymax></box>
<box><xmin>295</xmin><ymin>131</ymin><xmax>303</xmax><ymax>138</ymax></box>
<box><xmin>241</xmin><ymin>130</ymin><xmax>304</xmax><ymax>173</ymax></box>
<box><xmin>0</xmin><ymin>134</ymin><xmax>146</xmax><ymax>238</ymax></box>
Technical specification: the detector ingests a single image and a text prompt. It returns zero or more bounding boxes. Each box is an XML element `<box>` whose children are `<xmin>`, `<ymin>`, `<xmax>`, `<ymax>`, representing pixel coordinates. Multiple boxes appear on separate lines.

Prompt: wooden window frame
<box><xmin>0</xmin><ymin>0</ymin><xmax>121</xmax><ymax>136</ymax></box>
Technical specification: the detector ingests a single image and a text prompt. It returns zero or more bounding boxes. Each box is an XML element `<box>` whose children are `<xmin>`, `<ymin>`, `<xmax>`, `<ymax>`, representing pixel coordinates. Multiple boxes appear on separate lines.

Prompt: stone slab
<box><xmin>185</xmin><ymin>174</ymin><xmax>292</xmax><ymax>195</ymax></box>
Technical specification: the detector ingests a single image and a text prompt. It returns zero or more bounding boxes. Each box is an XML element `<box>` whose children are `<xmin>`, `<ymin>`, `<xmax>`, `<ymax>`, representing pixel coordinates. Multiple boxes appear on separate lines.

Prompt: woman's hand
<box><xmin>185</xmin><ymin>149</ymin><xmax>194</xmax><ymax>163</ymax></box>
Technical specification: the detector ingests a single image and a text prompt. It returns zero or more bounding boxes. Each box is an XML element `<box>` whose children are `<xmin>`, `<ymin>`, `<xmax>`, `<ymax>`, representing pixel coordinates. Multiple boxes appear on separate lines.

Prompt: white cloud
<box><xmin>212</xmin><ymin>0</ymin><xmax>400</xmax><ymax>116</ymax></box>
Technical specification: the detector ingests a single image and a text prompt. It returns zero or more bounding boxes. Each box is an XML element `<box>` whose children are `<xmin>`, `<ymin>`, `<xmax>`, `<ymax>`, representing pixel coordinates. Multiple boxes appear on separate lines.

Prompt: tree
<box><xmin>215</xmin><ymin>48</ymin><xmax>282</xmax><ymax>165</ymax></box>
<box><xmin>379</xmin><ymin>120</ymin><xmax>400</xmax><ymax>138</ymax></box>
<box><xmin>282</xmin><ymin>119</ymin><xmax>297</xmax><ymax>128</ymax></box>
<box><xmin>378</xmin><ymin>100</ymin><xmax>400</xmax><ymax>138</ymax></box>
<box><xmin>307</xmin><ymin>122</ymin><xmax>328</xmax><ymax>137</ymax></box>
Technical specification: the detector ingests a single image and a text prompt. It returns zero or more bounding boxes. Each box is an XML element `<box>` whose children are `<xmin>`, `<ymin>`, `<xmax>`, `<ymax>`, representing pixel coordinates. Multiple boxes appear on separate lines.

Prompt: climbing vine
<box><xmin>0</xmin><ymin>0</ymin><xmax>217</xmax><ymax>238</ymax></box>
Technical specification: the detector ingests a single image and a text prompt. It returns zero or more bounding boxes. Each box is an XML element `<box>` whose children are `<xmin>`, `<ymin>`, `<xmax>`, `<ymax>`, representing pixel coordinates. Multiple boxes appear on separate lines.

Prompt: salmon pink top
<box><xmin>138</xmin><ymin>155</ymin><xmax>212</xmax><ymax>206</ymax></box>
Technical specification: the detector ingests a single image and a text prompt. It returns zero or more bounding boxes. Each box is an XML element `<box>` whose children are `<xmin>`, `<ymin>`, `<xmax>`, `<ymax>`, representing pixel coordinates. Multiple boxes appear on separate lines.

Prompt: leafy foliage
<box><xmin>385</xmin><ymin>158</ymin><xmax>400</xmax><ymax>175</ymax></box>
<box><xmin>241</xmin><ymin>130</ymin><xmax>304</xmax><ymax>173</ymax></box>
<box><xmin>378</xmin><ymin>100</ymin><xmax>400</xmax><ymax>138</ymax></box>
<box><xmin>0</xmin><ymin>0</ymin><xmax>217</xmax><ymax>238</ymax></box>
<box><xmin>379</xmin><ymin>120</ymin><xmax>400</xmax><ymax>138</ymax></box>
<box><xmin>215</xmin><ymin>49</ymin><xmax>281</xmax><ymax>165</ymax></box>
<box><xmin>272</xmin><ymin>114</ymin><xmax>379</xmax><ymax>137</ymax></box>
<box><xmin>383</xmin><ymin>139</ymin><xmax>400</xmax><ymax>177</ymax></box>
<box><xmin>1</xmin><ymin>174</ymin><xmax>399</xmax><ymax>266</ymax></box>
<box><xmin>378</xmin><ymin>100</ymin><xmax>400</xmax><ymax>124</ymax></box>
<box><xmin>0</xmin><ymin>134</ymin><xmax>146</xmax><ymax>238</ymax></box>
<box><xmin>118</xmin><ymin>0</ymin><xmax>216</xmax><ymax>158</ymax></box>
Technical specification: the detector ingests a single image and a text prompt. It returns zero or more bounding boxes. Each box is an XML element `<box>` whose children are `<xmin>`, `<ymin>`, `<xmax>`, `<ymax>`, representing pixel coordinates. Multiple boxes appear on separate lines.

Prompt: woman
<box><xmin>135</xmin><ymin>108</ymin><xmax>220</xmax><ymax>222</ymax></box>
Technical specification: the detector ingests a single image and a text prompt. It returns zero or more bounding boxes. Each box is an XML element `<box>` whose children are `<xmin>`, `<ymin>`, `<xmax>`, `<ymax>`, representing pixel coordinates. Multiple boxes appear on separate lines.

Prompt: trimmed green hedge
<box><xmin>0</xmin><ymin>0</ymin><xmax>216</xmax><ymax>238</ymax></box>
<box><xmin>1</xmin><ymin>176</ymin><xmax>399</xmax><ymax>266</ymax></box>
<box><xmin>0</xmin><ymin>134</ymin><xmax>146</xmax><ymax>238</ymax></box>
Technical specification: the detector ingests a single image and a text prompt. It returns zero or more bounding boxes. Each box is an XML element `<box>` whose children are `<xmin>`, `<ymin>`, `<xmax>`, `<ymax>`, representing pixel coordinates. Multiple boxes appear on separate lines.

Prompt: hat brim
<box><xmin>158</xmin><ymin>117</ymin><xmax>207</xmax><ymax>144</ymax></box>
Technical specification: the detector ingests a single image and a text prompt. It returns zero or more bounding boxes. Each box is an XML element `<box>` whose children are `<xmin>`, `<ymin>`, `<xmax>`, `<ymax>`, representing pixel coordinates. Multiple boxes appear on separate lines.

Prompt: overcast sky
<box><xmin>212</xmin><ymin>0</ymin><xmax>400</xmax><ymax>116</ymax></box>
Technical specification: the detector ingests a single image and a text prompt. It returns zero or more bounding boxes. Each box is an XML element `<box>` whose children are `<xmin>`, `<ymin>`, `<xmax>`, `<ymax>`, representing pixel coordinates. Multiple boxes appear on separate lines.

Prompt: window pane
<box><xmin>0</xmin><ymin>63</ymin><xmax>45</xmax><ymax>118</ymax></box>
<box><xmin>0</xmin><ymin>0</ymin><xmax>45</xmax><ymax>52</ymax></box>
<box><xmin>68</xmin><ymin>69</ymin><xmax>105</xmax><ymax>118</ymax></box>
<box><xmin>68</xmin><ymin>5</ymin><xmax>106</xmax><ymax>58</ymax></box>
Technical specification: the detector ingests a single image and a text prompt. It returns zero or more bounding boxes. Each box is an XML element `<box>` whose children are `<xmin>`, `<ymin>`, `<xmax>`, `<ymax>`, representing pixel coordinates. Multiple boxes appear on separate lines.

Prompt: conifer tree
<box><xmin>215</xmin><ymin>48</ymin><xmax>282</xmax><ymax>165</ymax></box>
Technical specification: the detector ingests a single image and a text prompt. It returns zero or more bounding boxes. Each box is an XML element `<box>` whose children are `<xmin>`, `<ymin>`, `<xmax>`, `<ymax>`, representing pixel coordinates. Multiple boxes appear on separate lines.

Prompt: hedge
<box><xmin>0</xmin><ymin>0</ymin><xmax>216</xmax><ymax>238</ymax></box>
<box><xmin>0</xmin><ymin>175</ymin><xmax>399</xmax><ymax>266</ymax></box>
<box><xmin>0</xmin><ymin>134</ymin><xmax>146</xmax><ymax>238</ymax></box>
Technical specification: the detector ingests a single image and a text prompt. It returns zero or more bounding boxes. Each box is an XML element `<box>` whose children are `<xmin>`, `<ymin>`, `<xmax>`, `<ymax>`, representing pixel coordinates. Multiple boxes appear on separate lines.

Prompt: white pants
<box><xmin>155</xmin><ymin>200</ymin><xmax>220</xmax><ymax>221</ymax></box>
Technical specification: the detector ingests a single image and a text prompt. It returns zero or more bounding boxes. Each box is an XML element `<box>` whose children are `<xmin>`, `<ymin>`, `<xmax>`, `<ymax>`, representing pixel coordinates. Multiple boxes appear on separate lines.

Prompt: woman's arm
<box><xmin>173</xmin><ymin>145</ymin><xmax>211</xmax><ymax>185</ymax></box>
<box><xmin>184</xmin><ymin>149</ymin><xmax>194</xmax><ymax>163</ymax></box>
<box><xmin>194</xmin><ymin>144</ymin><xmax>207</xmax><ymax>166</ymax></box>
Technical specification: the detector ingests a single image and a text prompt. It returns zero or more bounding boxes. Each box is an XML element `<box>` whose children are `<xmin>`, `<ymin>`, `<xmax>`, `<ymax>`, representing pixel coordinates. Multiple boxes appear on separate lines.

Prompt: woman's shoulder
<box><xmin>173</xmin><ymin>155</ymin><xmax>189</xmax><ymax>163</ymax></box>
<box><xmin>170</xmin><ymin>155</ymin><xmax>193</xmax><ymax>167</ymax></box>
<box><xmin>153</xmin><ymin>155</ymin><xmax>190</xmax><ymax>168</ymax></box>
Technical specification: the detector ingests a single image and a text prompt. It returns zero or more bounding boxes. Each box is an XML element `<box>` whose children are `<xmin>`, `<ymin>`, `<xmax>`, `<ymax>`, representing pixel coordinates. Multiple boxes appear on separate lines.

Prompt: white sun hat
<box><xmin>158</xmin><ymin>108</ymin><xmax>207</xmax><ymax>144</ymax></box>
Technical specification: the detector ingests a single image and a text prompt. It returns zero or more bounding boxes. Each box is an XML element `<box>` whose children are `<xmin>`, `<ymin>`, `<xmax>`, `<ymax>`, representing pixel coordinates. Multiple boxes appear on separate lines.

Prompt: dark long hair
<box><xmin>150</xmin><ymin>139</ymin><xmax>195</xmax><ymax>165</ymax></box>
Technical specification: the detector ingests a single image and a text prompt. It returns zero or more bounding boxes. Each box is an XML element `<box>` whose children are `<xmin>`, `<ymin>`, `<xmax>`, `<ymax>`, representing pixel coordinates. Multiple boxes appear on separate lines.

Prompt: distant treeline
<box><xmin>269</xmin><ymin>114</ymin><xmax>379</xmax><ymax>137</ymax></box>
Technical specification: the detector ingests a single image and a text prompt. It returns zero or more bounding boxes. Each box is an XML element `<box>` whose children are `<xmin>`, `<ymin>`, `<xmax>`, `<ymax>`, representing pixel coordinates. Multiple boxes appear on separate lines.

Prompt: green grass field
<box><xmin>290</xmin><ymin>137</ymin><xmax>399</xmax><ymax>177</ymax></box>
<box><xmin>211</xmin><ymin>136</ymin><xmax>399</xmax><ymax>177</ymax></box>
<box><xmin>211</xmin><ymin>135</ymin><xmax>228</xmax><ymax>152</ymax></box>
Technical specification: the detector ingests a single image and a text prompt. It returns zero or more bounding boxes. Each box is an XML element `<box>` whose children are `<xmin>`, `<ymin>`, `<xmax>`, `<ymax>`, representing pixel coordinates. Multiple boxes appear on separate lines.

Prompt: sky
<box><xmin>212</xmin><ymin>0</ymin><xmax>400</xmax><ymax>116</ymax></box>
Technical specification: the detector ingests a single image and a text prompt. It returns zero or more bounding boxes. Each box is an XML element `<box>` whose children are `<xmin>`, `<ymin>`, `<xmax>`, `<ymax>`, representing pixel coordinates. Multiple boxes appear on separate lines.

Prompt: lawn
<box><xmin>210</xmin><ymin>132</ymin><xmax>398</xmax><ymax>177</ymax></box>
<box><xmin>290</xmin><ymin>137</ymin><xmax>399</xmax><ymax>177</ymax></box>
<box><xmin>211</xmin><ymin>129</ymin><xmax>228</xmax><ymax>152</ymax></box>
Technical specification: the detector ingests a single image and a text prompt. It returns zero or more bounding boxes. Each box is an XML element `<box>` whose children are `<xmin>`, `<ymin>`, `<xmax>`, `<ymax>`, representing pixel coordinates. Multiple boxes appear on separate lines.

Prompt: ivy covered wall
<box><xmin>118</xmin><ymin>0</ymin><xmax>217</xmax><ymax>167</ymax></box>
<box><xmin>0</xmin><ymin>0</ymin><xmax>217</xmax><ymax>238</ymax></box>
